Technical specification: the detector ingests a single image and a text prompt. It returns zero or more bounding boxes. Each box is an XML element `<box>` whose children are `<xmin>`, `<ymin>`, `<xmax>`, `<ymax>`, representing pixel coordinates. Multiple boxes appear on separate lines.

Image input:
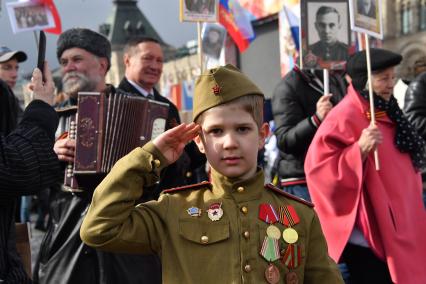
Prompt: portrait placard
<box><xmin>180</xmin><ymin>0</ymin><xmax>218</xmax><ymax>22</ymax></box>
<box><xmin>349</xmin><ymin>0</ymin><xmax>383</xmax><ymax>39</ymax></box>
<box><xmin>301</xmin><ymin>0</ymin><xmax>353</xmax><ymax>70</ymax></box>
<box><xmin>6</xmin><ymin>0</ymin><xmax>55</xmax><ymax>33</ymax></box>
<box><xmin>202</xmin><ymin>23</ymin><xmax>226</xmax><ymax>59</ymax></box>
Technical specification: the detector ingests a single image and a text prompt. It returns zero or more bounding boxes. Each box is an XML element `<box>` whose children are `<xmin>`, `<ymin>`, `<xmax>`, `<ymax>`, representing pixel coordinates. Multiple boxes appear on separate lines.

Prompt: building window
<box><xmin>420</xmin><ymin>0</ymin><xmax>426</xmax><ymax>30</ymax></box>
<box><xmin>401</xmin><ymin>1</ymin><xmax>412</xmax><ymax>34</ymax></box>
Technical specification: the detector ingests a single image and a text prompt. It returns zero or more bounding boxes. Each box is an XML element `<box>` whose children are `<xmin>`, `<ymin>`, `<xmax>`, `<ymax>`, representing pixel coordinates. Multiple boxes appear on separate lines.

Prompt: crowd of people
<box><xmin>1</xmin><ymin>25</ymin><xmax>426</xmax><ymax>284</ymax></box>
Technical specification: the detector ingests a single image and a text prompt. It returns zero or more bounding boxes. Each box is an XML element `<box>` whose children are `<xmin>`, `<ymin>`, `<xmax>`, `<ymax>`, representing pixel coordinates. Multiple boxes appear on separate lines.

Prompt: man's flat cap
<box><xmin>346</xmin><ymin>48</ymin><xmax>402</xmax><ymax>77</ymax></box>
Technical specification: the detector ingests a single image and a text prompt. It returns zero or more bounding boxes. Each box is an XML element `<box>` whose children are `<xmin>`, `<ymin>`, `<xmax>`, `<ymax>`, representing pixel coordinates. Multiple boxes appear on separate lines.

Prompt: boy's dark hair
<box><xmin>195</xmin><ymin>94</ymin><xmax>264</xmax><ymax>129</ymax></box>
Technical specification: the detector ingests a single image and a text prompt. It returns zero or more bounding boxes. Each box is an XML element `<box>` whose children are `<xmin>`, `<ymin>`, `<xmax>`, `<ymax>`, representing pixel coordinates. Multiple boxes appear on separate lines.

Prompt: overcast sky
<box><xmin>0</xmin><ymin>0</ymin><xmax>197</xmax><ymax>75</ymax></box>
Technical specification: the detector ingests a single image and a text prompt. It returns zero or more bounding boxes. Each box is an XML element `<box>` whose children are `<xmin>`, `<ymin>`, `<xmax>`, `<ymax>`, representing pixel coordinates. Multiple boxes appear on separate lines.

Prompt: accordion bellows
<box><xmin>65</xmin><ymin>92</ymin><xmax>169</xmax><ymax>190</ymax></box>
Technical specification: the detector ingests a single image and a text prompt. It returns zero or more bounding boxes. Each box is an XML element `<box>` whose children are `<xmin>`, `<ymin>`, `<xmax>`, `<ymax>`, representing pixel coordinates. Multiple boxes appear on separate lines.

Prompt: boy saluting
<box><xmin>80</xmin><ymin>65</ymin><xmax>343</xmax><ymax>283</ymax></box>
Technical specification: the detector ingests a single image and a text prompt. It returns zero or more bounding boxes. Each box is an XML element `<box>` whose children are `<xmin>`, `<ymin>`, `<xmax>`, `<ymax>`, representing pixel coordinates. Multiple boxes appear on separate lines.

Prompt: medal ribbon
<box><xmin>282</xmin><ymin>244</ymin><xmax>301</xmax><ymax>269</ymax></box>
<box><xmin>259</xmin><ymin>204</ymin><xmax>279</xmax><ymax>224</ymax></box>
<box><xmin>279</xmin><ymin>205</ymin><xmax>300</xmax><ymax>227</ymax></box>
<box><xmin>260</xmin><ymin>236</ymin><xmax>281</xmax><ymax>262</ymax></box>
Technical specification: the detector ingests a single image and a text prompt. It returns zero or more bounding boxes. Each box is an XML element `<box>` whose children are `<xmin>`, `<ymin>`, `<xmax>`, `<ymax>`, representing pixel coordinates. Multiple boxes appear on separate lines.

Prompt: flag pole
<box><xmin>197</xmin><ymin>22</ymin><xmax>203</xmax><ymax>73</ymax></box>
<box><xmin>357</xmin><ymin>32</ymin><xmax>364</xmax><ymax>51</ymax></box>
<box><xmin>33</xmin><ymin>31</ymin><xmax>39</xmax><ymax>51</ymax></box>
<box><xmin>298</xmin><ymin>9</ymin><xmax>303</xmax><ymax>69</ymax></box>
<box><xmin>364</xmin><ymin>33</ymin><xmax>380</xmax><ymax>170</ymax></box>
<box><xmin>323</xmin><ymin>68</ymin><xmax>329</xmax><ymax>95</ymax></box>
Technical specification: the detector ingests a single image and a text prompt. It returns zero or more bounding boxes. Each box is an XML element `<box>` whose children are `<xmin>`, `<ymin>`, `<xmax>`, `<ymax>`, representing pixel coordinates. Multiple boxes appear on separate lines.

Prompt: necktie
<box><xmin>147</xmin><ymin>93</ymin><xmax>155</xmax><ymax>100</ymax></box>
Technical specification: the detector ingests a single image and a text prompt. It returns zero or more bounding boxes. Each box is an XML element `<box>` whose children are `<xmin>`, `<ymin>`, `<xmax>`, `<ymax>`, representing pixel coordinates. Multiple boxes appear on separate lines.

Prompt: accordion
<box><xmin>64</xmin><ymin>91</ymin><xmax>169</xmax><ymax>190</ymax></box>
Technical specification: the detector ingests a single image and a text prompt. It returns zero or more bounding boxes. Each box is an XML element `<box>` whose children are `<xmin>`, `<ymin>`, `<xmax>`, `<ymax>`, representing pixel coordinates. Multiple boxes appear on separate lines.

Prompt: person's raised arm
<box><xmin>81</xmin><ymin>123</ymin><xmax>200</xmax><ymax>252</ymax></box>
<box><xmin>0</xmin><ymin>62</ymin><xmax>60</xmax><ymax>197</ymax></box>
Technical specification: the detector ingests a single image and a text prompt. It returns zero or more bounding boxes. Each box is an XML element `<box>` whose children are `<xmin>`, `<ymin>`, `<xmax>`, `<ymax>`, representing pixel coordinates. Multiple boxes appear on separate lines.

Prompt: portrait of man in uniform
<box><xmin>357</xmin><ymin>0</ymin><xmax>376</xmax><ymax>18</ymax></box>
<box><xmin>202</xmin><ymin>23</ymin><xmax>226</xmax><ymax>59</ymax></box>
<box><xmin>349</xmin><ymin>0</ymin><xmax>383</xmax><ymax>39</ymax></box>
<box><xmin>6</xmin><ymin>0</ymin><xmax>55</xmax><ymax>33</ymax></box>
<box><xmin>308</xmin><ymin>5</ymin><xmax>349</xmax><ymax>62</ymax></box>
<box><xmin>180</xmin><ymin>0</ymin><xmax>217</xmax><ymax>22</ymax></box>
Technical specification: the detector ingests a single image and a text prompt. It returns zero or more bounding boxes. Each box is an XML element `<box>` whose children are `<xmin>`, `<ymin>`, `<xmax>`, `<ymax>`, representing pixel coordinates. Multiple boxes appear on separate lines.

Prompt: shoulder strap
<box><xmin>163</xmin><ymin>181</ymin><xmax>212</xmax><ymax>194</ymax></box>
<box><xmin>265</xmin><ymin>183</ymin><xmax>314</xmax><ymax>208</ymax></box>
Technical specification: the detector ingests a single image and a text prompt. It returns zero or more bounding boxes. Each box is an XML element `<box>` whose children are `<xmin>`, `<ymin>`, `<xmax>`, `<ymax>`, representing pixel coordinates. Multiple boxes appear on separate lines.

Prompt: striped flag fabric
<box><xmin>278</xmin><ymin>0</ymin><xmax>300</xmax><ymax>76</ymax></box>
<box><xmin>219</xmin><ymin>0</ymin><xmax>255</xmax><ymax>52</ymax></box>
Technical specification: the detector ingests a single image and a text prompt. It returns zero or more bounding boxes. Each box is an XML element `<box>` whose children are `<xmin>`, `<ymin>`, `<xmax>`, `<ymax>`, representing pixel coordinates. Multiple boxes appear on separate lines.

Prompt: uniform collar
<box><xmin>211</xmin><ymin>168</ymin><xmax>264</xmax><ymax>203</ymax></box>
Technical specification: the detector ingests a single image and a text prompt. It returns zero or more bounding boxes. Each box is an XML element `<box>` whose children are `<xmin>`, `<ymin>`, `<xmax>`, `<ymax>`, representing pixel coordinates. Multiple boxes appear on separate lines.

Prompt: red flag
<box><xmin>170</xmin><ymin>84</ymin><xmax>182</xmax><ymax>111</ymax></box>
<box><xmin>219</xmin><ymin>0</ymin><xmax>255</xmax><ymax>52</ymax></box>
<box><xmin>41</xmin><ymin>0</ymin><xmax>61</xmax><ymax>34</ymax></box>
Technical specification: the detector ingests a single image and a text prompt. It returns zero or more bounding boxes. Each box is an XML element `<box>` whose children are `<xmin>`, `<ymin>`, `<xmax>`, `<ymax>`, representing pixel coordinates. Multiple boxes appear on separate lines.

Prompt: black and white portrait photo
<box><xmin>357</xmin><ymin>0</ymin><xmax>376</xmax><ymax>19</ymax></box>
<box><xmin>349</xmin><ymin>0</ymin><xmax>382</xmax><ymax>39</ymax></box>
<box><xmin>202</xmin><ymin>23</ymin><xmax>226</xmax><ymax>59</ymax></box>
<box><xmin>302</xmin><ymin>0</ymin><xmax>350</xmax><ymax>68</ymax></box>
<box><xmin>180</xmin><ymin>0</ymin><xmax>218</xmax><ymax>22</ymax></box>
<box><xmin>6</xmin><ymin>0</ymin><xmax>55</xmax><ymax>33</ymax></box>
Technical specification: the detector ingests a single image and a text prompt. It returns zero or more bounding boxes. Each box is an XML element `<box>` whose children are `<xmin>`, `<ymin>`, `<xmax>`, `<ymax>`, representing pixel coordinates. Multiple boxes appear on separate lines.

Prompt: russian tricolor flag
<box><xmin>279</xmin><ymin>0</ymin><xmax>300</xmax><ymax>76</ymax></box>
<box><xmin>219</xmin><ymin>0</ymin><xmax>255</xmax><ymax>52</ymax></box>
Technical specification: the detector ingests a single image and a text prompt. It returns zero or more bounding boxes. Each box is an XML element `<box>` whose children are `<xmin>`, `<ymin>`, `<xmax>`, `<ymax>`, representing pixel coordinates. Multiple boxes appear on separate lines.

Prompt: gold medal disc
<box><xmin>282</xmin><ymin>228</ymin><xmax>298</xmax><ymax>244</ymax></box>
<box><xmin>266</xmin><ymin>225</ymin><xmax>281</xmax><ymax>240</ymax></box>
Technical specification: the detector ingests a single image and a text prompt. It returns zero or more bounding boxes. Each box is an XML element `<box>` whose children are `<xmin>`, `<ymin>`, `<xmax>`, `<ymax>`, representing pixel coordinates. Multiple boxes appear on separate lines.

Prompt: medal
<box><xmin>279</xmin><ymin>205</ymin><xmax>300</xmax><ymax>227</ymax></box>
<box><xmin>207</xmin><ymin>202</ymin><xmax>223</xmax><ymax>221</ymax></box>
<box><xmin>259</xmin><ymin>204</ymin><xmax>279</xmax><ymax>224</ymax></box>
<box><xmin>265</xmin><ymin>263</ymin><xmax>280</xmax><ymax>284</ymax></box>
<box><xmin>282</xmin><ymin>227</ymin><xmax>298</xmax><ymax>244</ymax></box>
<box><xmin>286</xmin><ymin>271</ymin><xmax>299</xmax><ymax>284</ymax></box>
<box><xmin>187</xmin><ymin>206</ymin><xmax>202</xmax><ymax>217</ymax></box>
<box><xmin>266</xmin><ymin>225</ymin><xmax>281</xmax><ymax>240</ymax></box>
<box><xmin>260</xmin><ymin>236</ymin><xmax>280</xmax><ymax>262</ymax></box>
<box><xmin>279</xmin><ymin>205</ymin><xmax>300</xmax><ymax>244</ymax></box>
<box><xmin>282</xmin><ymin>244</ymin><xmax>301</xmax><ymax>269</ymax></box>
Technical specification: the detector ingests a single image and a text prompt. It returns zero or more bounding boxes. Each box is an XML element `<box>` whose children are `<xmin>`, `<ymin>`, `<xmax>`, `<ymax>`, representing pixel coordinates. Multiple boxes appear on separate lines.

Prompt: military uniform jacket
<box><xmin>309</xmin><ymin>41</ymin><xmax>348</xmax><ymax>62</ymax></box>
<box><xmin>81</xmin><ymin>142</ymin><xmax>343</xmax><ymax>284</ymax></box>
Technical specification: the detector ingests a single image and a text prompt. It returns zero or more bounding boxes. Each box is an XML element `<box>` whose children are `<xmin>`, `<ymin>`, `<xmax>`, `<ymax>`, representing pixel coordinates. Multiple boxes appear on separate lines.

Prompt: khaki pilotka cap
<box><xmin>192</xmin><ymin>64</ymin><xmax>264</xmax><ymax>121</ymax></box>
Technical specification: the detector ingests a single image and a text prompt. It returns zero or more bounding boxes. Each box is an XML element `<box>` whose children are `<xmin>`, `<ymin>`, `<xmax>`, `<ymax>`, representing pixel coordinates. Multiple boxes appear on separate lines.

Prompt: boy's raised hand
<box><xmin>153</xmin><ymin>123</ymin><xmax>201</xmax><ymax>165</ymax></box>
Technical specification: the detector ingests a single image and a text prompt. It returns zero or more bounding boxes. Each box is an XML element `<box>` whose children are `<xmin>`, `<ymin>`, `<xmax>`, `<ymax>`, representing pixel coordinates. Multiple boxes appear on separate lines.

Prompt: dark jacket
<box><xmin>309</xmin><ymin>41</ymin><xmax>349</xmax><ymax>62</ymax></box>
<box><xmin>272</xmin><ymin>67</ymin><xmax>347</xmax><ymax>181</ymax></box>
<box><xmin>118</xmin><ymin>78</ymin><xmax>206</xmax><ymax>189</ymax></box>
<box><xmin>404</xmin><ymin>72</ymin><xmax>426</xmax><ymax>179</ymax></box>
<box><xmin>0</xmin><ymin>82</ymin><xmax>60</xmax><ymax>283</ymax></box>
<box><xmin>34</xmin><ymin>85</ymin><xmax>164</xmax><ymax>284</ymax></box>
<box><xmin>405</xmin><ymin>72</ymin><xmax>426</xmax><ymax>138</ymax></box>
<box><xmin>0</xmin><ymin>82</ymin><xmax>23</xmax><ymax>136</ymax></box>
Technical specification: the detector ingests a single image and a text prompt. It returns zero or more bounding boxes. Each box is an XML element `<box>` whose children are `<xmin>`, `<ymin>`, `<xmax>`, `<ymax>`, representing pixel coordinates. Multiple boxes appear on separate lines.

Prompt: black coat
<box><xmin>118</xmin><ymin>78</ymin><xmax>206</xmax><ymax>190</ymax></box>
<box><xmin>272</xmin><ymin>67</ymin><xmax>347</xmax><ymax>180</ymax></box>
<box><xmin>0</xmin><ymin>81</ymin><xmax>23</xmax><ymax>136</ymax></box>
<box><xmin>404</xmin><ymin>72</ymin><xmax>426</xmax><ymax>179</ymax></box>
<box><xmin>405</xmin><ymin>72</ymin><xmax>426</xmax><ymax>138</ymax></box>
<box><xmin>0</xmin><ymin>91</ymin><xmax>59</xmax><ymax>283</ymax></box>
<box><xmin>34</xmin><ymin>86</ymin><xmax>163</xmax><ymax>284</ymax></box>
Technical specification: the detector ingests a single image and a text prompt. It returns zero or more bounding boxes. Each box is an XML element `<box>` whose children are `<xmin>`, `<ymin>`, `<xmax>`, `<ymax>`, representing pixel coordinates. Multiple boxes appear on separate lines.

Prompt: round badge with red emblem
<box><xmin>207</xmin><ymin>202</ymin><xmax>223</xmax><ymax>221</ymax></box>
